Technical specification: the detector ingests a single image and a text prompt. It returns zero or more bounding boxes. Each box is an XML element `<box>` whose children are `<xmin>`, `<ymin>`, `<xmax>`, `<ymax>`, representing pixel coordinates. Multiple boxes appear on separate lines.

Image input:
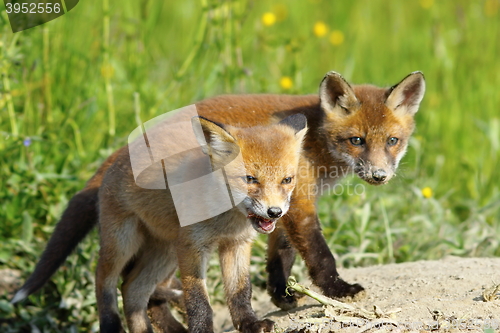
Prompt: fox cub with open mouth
<box><xmin>95</xmin><ymin>114</ymin><xmax>306</xmax><ymax>333</ymax></box>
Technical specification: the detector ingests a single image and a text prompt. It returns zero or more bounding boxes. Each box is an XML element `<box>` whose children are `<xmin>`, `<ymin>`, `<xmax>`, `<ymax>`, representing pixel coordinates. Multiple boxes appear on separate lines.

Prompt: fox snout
<box><xmin>257</xmin><ymin>203</ymin><xmax>288</xmax><ymax>219</ymax></box>
<box><xmin>372</xmin><ymin>169</ymin><xmax>388</xmax><ymax>183</ymax></box>
<box><xmin>267</xmin><ymin>207</ymin><xmax>283</xmax><ymax>218</ymax></box>
<box><xmin>243</xmin><ymin>199</ymin><xmax>290</xmax><ymax>235</ymax></box>
<box><xmin>355</xmin><ymin>164</ymin><xmax>393</xmax><ymax>185</ymax></box>
<box><xmin>246</xmin><ymin>202</ymin><xmax>288</xmax><ymax>220</ymax></box>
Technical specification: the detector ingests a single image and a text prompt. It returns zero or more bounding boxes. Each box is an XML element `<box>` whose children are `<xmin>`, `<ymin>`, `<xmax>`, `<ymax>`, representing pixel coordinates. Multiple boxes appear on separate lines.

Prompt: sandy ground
<box><xmin>215</xmin><ymin>256</ymin><xmax>500</xmax><ymax>332</ymax></box>
<box><xmin>2</xmin><ymin>256</ymin><xmax>499</xmax><ymax>332</ymax></box>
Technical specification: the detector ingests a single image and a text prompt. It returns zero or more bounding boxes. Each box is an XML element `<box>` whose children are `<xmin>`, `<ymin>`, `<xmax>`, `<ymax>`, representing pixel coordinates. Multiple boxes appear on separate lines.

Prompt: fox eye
<box><xmin>245</xmin><ymin>176</ymin><xmax>258</xmax><ymax>184</ymax></box>
<box><xmin>282</xmin><ymin>177</ymin><xmax>293</xmax><ymax>184</ymax></box>
<box><xmin>387</xmin><ymin>137</ymin><xmax>399</xmax><ymax>146</ymax></box>
<box><xmin>349</xmin><ymin>137</ymin><xmax>364</xmax><ymax>146</ymax></box>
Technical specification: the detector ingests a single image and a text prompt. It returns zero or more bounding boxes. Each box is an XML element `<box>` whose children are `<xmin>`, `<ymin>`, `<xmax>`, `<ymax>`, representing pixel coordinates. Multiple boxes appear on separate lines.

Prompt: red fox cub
<box><xmin>96</xmin><ymin>114</ymin><xmax>307</xmax><ymax>333</ymax></box>
<box><xmin>13</xmin><ymin>71</ymin><xmax>425</xmax><ymax>315</ymax></box>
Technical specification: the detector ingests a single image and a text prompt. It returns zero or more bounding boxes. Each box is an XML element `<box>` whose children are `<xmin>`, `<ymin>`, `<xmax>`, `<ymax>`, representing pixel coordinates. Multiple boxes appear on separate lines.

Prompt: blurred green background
<box><xmin>1</xmin><ymin>0</ymin><xmax>499</xmax><ymax>331</ymax></box>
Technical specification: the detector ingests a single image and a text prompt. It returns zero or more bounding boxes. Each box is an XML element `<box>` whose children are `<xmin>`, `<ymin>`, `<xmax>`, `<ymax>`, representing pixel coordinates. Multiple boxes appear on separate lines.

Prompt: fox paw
<box><xmin>270</xmin><ymin>290</ymin><xmax>298</xmax><ymax>311</ymax></box>
<box><xmin>324</xmin><ymin>277</ymin><xmax>366</xmax><ymax>301</ymax></box>
<box><xmin>240</xmin><ymin>319</ymin><xmax>275</xmax><ymax>333</ymax></box>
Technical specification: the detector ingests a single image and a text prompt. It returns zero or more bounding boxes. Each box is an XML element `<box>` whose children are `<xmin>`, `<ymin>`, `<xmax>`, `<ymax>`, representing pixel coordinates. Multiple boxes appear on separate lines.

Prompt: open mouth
<box><xmin>247</xmin><ymin>213</ymin><xmax>277</xmax><ymax>234</ymax></box>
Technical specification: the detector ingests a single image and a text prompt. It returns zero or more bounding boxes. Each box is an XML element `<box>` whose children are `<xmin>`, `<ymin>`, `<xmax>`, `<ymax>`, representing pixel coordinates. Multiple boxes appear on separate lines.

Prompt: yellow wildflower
<box><xmin>313</xmin><ymin>21</ymin><xmax>328</xmax><ymax>37</ymax></box>
<box><xmin>280</xmin><ymin>76</ymin><xmax>293</xmax><ymax>90</ymax></box>
<box><xmin>262</xmin><ymin>12</ymin><xmax>276</xmax><ymax>26</ymax></box>
<box><xmin>420</xmin><ymin>0</ymin><xmax>434</xmax><ymax>9</ymax></box>
<box><xmin>329</xmin><ymin>30</ymin><xmax>344</xmax><ymax>46</ymax></box>
<box><xmin>421</xmin><ymin>187</ymin><xmax>433</xmax><ymax>199</ymax></box>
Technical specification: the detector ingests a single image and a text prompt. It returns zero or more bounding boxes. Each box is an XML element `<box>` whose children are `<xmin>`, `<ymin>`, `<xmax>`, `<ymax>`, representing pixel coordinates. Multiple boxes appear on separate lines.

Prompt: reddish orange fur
<box><xmin>13</xmin><ymin>71</ymin><xmax>425</xmax><ymax>326</ymax></box>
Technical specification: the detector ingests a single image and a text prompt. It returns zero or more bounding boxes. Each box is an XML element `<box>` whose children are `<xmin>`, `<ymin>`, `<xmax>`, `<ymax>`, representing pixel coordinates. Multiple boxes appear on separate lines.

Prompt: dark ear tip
<box><xmin>191</xmin><ymin>115</ymin><xmax>225</xmax><ymax>129</ymax></box>
<box><xmin>290</xmin><ymin>113</ymin><xmax>307</xmax><ymax>127</ymax></box>
<box><xmin>279</xmin><ymin>113</ymin><xmax>307</xmax><ymax>132</ymax></box>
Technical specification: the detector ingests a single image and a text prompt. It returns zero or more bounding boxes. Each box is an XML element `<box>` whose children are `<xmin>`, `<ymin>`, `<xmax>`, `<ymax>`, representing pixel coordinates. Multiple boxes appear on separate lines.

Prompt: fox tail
<box><xmin>11</xmin><ymin>148</ymin><xmax>124</xmax><ymax>303</ymax></box>
<box><xmin>11</xmin><ymin>186</ymin><xmax>99</xmax><ymax>303</ymax></box>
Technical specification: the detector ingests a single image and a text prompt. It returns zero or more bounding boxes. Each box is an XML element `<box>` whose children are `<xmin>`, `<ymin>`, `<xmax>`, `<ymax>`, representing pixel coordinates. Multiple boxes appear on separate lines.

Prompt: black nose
<box><xmin>372</xmin><ymin>169</ymin><xmax>387</xmax><ymax>182</ymax></box>
<box><xmin>267</xmin><ymin>207</ymin><xmax>282</xmax><ymax>218</ymax></box>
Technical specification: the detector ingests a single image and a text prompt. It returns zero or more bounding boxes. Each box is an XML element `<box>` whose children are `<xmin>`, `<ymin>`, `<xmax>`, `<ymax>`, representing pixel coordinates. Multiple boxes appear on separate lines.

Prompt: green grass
<box><xmin>1</xmin><ymin>0</ymin><xmax>499</xmax><ymax>331</ymax></box>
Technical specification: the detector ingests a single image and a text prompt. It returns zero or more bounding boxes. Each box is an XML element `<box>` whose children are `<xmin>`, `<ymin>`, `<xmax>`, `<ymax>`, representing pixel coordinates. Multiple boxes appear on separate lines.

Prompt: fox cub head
<box><xmin>320</xmin><ymin>71</ymin><xmax>425</xmax><ymax>185</ymax></box>
<box><xmin>192</xmin><ymin>114</ymin><xmax>307</xmax><ymax>234</ymax></box>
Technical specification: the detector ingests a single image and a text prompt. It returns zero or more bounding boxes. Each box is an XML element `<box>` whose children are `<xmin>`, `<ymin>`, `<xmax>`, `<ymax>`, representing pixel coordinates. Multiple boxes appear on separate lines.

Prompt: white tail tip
<box><xmin>11</xmin><ymin>289</ymin><xmax>28</xmax><ymax>304</ymax></box>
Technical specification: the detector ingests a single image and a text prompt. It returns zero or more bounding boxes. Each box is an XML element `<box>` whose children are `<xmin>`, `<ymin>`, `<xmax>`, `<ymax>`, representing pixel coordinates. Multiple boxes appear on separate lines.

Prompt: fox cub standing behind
<box><xmin>96</xmin><ymin>114</ymin><xmax>307</xmax><ymax>333</ymax></box>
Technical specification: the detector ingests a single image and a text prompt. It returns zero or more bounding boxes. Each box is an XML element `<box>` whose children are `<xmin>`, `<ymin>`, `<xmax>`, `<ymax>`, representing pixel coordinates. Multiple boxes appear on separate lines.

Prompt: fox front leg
<box><xmin>219</xmin><ymin>239</ymin><xmax>274</xmax><ymax>333</ymax></box>
<box><xmin>269</xmin><ymin>202</ymin><xmax>365</xmax><ymax>309</ymax></box>
<box><xmin>266</xmin><ymin>225</ymin><xmax>299</xmax><ymax>310</ymax></box>
<box><xmin>177</xmin><ymin>238</ymin><xmax>214</xmax><ymax>332</ymax></box>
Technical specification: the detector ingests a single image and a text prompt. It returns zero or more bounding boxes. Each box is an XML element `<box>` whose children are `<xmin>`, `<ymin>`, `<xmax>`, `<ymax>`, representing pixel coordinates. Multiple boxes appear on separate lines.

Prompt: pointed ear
<box><xmin>279</xmin><ymin>113</ymin><xmax>308</xmax><ymax>142</ymax></box>
<box><xmin>319</xmin><ymin>71</ymin><xmax>360</xmax><ymax>116</ymax></box>
<box><xmin>191</xmin><ymin>116</ymin><xmax>237</xmax><ymax>157</ymax></box>
<box><xmin>385</xmin><ymin>71</ymin><xmax>426</xmax><ymax>115</ymax></box>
